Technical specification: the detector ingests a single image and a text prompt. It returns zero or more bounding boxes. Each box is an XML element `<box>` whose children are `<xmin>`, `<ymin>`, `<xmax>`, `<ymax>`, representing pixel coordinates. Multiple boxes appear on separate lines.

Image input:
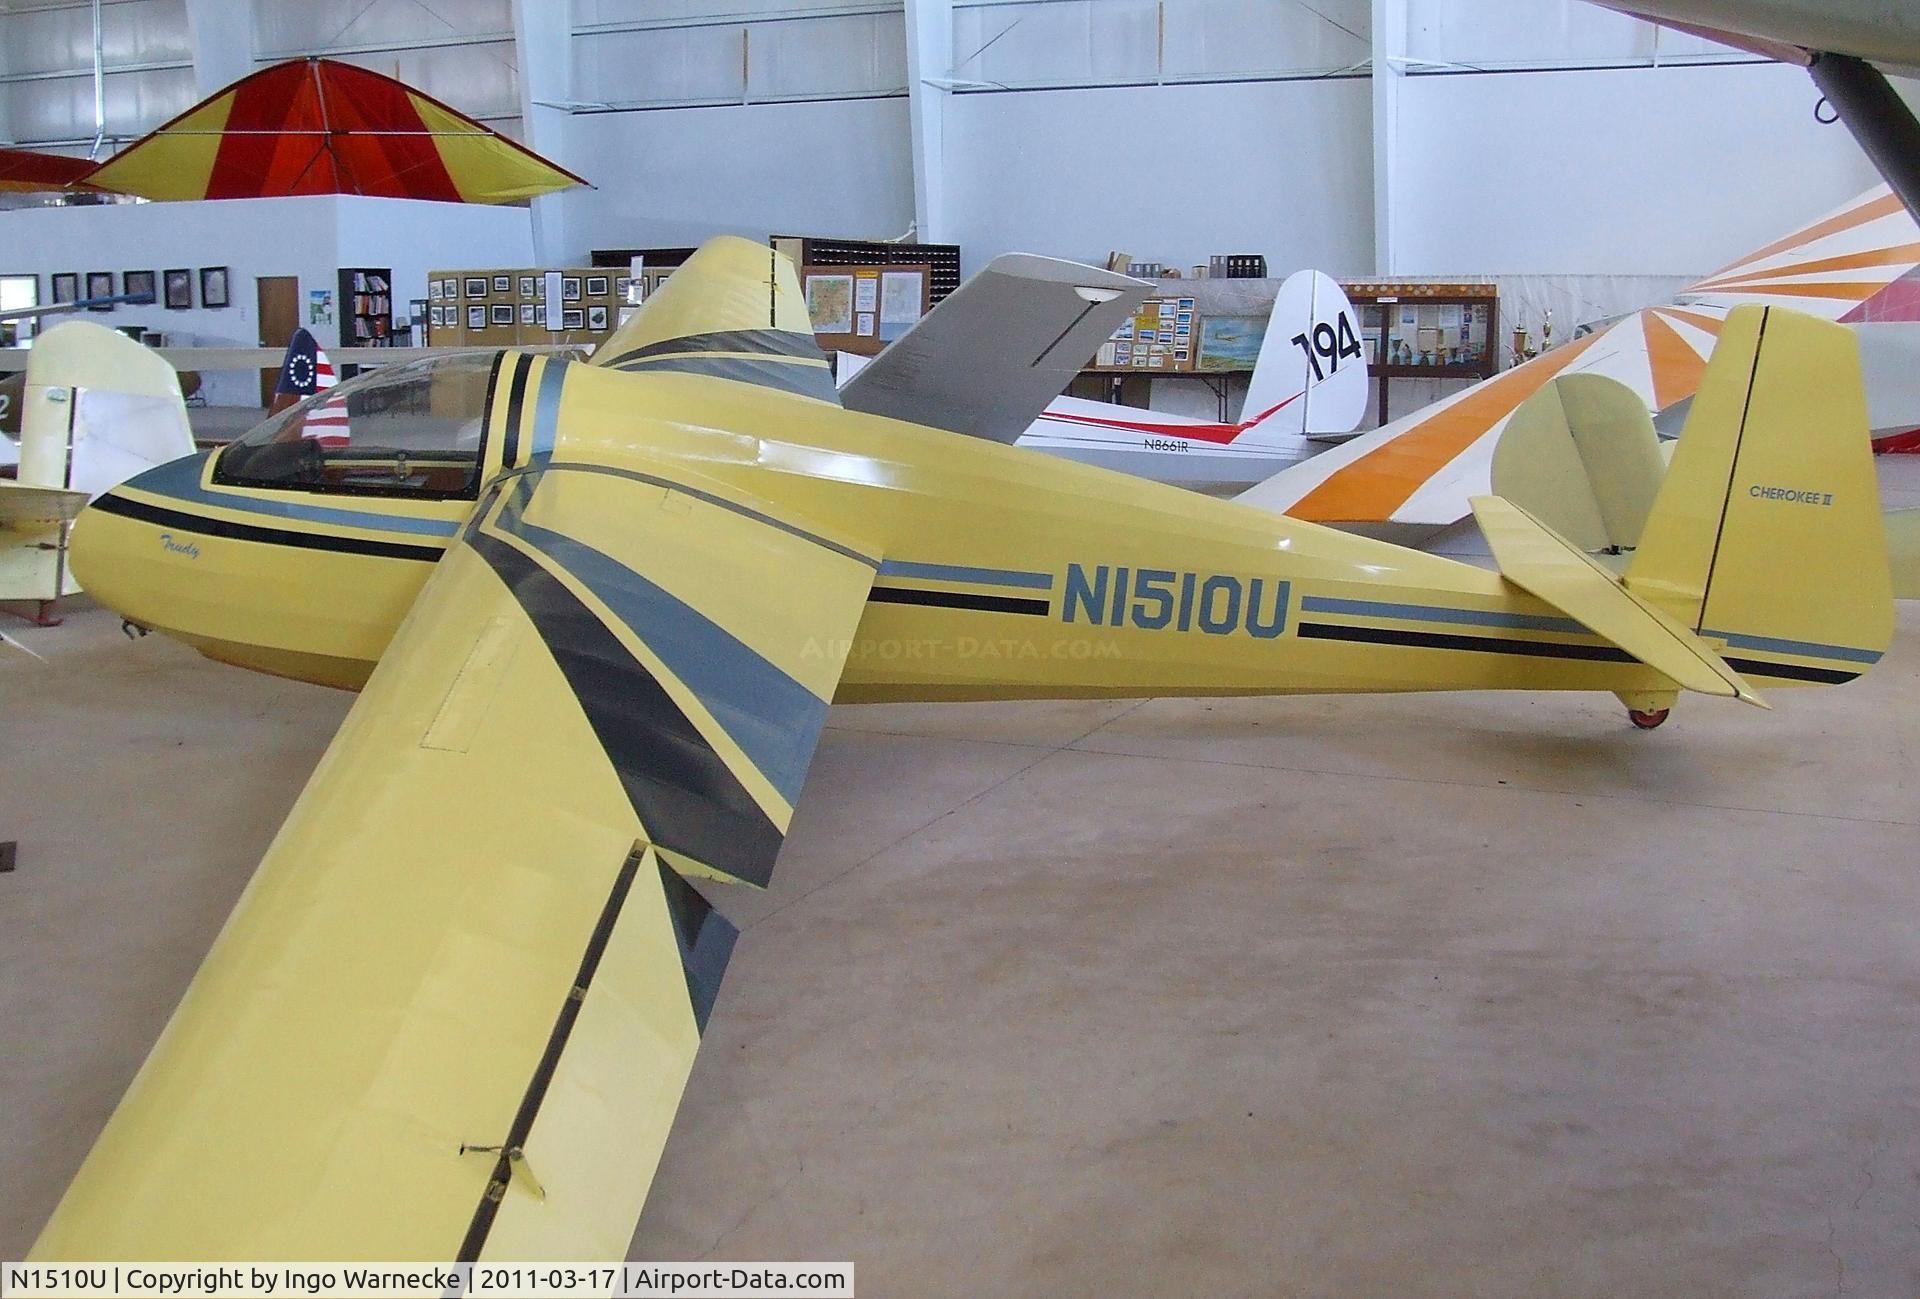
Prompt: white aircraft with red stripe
<box><xmin>1014</xmin><ymin>270</ymin><xmax>1371</xmax><ymax>492</ymax></box>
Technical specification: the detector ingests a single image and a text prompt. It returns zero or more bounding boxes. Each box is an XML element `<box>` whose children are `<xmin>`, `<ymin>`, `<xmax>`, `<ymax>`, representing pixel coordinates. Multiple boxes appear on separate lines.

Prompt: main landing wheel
<box><xmin>1628</xmin><ymin>708</ymin><xmax>1671</xmax><ymax>730</ymax></box>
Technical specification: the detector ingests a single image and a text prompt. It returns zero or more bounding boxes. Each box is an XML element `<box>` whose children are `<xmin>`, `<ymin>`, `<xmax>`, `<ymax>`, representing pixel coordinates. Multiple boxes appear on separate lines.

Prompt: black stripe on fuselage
<box><xmin>88</xmin><ymin>492</ymin><xmax>449</xmax><ymax>563</ymax></box>
<box><xmin>1297</xmin><ymin>621</ymin><xmax>1638</xmax><ymax>663</ymax></box>
<box><xmin>1723</xmin><ymin>656</ymin><xmax>1858</xmax><ymax>685</ymax></box>
<box><xmin>500</xmin><ymin>352</ymin><xmax>532</xmax><ymax>467</ymax></box>
<box><xmin>869</xmin><ymin>585</ymin><xmax>1051</xmax><ymax>617</ymax></box>
<box><xmin>467</xmin><ymin>528</ymin><xmax>784</xmax><ymax>886</ymax></box>
<box><xmin>455</xmin><ymin>842</ymin><xmax>647</xmax><ymax>1264</ymax></box>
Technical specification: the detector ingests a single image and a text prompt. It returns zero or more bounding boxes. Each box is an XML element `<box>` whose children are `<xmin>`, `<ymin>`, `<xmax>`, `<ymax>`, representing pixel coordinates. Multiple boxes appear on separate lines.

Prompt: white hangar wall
<box><xmin>552</xmin><ymin>97</ymin><xmax>916</xmax><ymax>254</ymax></box>
<box><xmin>1384</xmin><ymin>61</ymin><xmax>1885</xmax><ymax>278</ymax></box>
<box><xmin>938</xmin><ymin>76</ymin><xmax>1378</xmax><ymax>276</ymax></box>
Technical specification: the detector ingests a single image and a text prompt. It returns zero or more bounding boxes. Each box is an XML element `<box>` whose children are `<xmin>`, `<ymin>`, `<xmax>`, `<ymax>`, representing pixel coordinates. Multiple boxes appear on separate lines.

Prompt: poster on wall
<box><xmin>163</xmin><ymin>269</ymin><xmax>192</xmax><ymax>309</ymax></box>
<box><xmin>308</xmin><ymin>289</ymin><xmax>333</xmax><ymax>326</ymax></box>
<box><xmin>200</xmin><ymin>267</ymin><xmax>229</xmax><ymax>308</ymax></box>
<box><xmin>878</xmin><ymin>270</ymin><xmax>924</xmax><ymax>341</ymax></box>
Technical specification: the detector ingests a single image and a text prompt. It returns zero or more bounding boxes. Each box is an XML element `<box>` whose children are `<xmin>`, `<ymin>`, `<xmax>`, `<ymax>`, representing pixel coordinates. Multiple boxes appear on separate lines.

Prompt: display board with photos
<box><xmin>1340</xmin><ymin>282</ymin><xmax>1498</xmax><ymax>377</ymax></box>
<box><xmin>1089</xmin><ymin>295</ymin><xmax>1200</xmax><ymax>372</ymax></box>
<box><xmin>800</xmin><ymin>263</ymin><xmax>929</xmax><ymax>357</ymax></box>
<box><xmin>425</xmin><ymin>266</ymin><xmax>625</xmax><ymax>350</ymax></box>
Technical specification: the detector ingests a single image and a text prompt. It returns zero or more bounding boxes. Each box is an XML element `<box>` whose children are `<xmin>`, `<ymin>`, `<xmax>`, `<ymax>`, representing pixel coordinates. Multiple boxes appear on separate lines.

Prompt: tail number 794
<box><xmin>1292</xmin><ymin>315</ymin><xmax>1364</xmax><ymax>382</ymax></box>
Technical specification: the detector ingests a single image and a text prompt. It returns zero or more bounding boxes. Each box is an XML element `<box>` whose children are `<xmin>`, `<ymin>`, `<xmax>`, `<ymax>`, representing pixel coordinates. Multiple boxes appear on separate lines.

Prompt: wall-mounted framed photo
<box><xmin>50</xmin><ymin>272</ymin><xmax>78</xmax><ymax>305</ymax></box>
<box><xmin>585</xmin><ymin>274</ymin><xmax>609</xmax><ymax>297</ymax></box>
<box><xmin>615</xmin><ymin>276</ymin><xmax>632</xmax><ymax>301</ymax></box>
<box><xmin>587</xmin><ymin>304</ymin><xmax>608</xmax><ymax>331</ymax></box>
<box><xmin>466</xmin><ymin>305</ymin><xmax>486</xmax><ymax>329</ymax></box>
<box><xmin>199</xmin><ymin>266</ymin><xmax>229</xmax><ymax>308</ymax></box>
<box><xmin>492</xmin><ymin>274</ymin><xmax>511</xmax><ymax>293</ymax></box>
<box><xmin>427</xmin><ymin>305</ymin><xmax>440</xmax><ymax>327</ymax></box>
<box><xmin>86</xmin><ymin>272</ymin><xmax>115</xmax><ymax>310</ymax></box>
<box><xmin>562</xmin><ymin>276</ymin><xmax>581</xmax><ymax>301</ymax></box>
<box><xmin>163</xmin><ymin>268</ymin><xmax>192</xmax><ymax>309</ymax></box>
<box><xmin>464</xmin><ymin>277</ymin><xmax>486</xmax><ymax>299</ymax></box>
<box><xmin>519</xmin><ymin>276</ymin><xmax>535</xmax><ymax>299</ymax></box>
<box><xmin>562</xmin><ymin>308</ymin><xmax>583</xmax><ymax>330</ymax></box>
<box><xmin>519</xmin><ymin>303</ymin><xmax>536</xmax><ymax>325</ymax></box>
<box><xmin>437</xmin><ymin>277</ymin><xmax>454</xmax><ymax>299</ymax></box>
<box><xmin>428</xmin><ymin>280</ymin><xmax>442</xmax><ymax>301</ymax></box>
<box><xmin>123</xmin><ymin>270</ymin><xmax>156</xmax><ymax>305</ymax></box>
<box><xmin>490</xmin><ymin>304</ymin><xmax>514</xmax><ymax>325</ymax></box>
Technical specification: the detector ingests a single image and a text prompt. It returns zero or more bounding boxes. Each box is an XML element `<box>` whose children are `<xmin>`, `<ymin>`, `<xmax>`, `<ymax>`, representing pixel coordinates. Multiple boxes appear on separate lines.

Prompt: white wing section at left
<box><xmin>841</xmin><ymin>254</ymin><xmax>1151</xmax><ymax>443</ymax></box>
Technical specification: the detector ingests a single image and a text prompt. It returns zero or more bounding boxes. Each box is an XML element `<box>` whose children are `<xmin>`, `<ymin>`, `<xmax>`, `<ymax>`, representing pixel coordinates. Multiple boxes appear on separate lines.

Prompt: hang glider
<box><xmin>83</xmin><ymin>58</ymin><xmax>587</xmax><ymax>204</ymax></box>
<box><xmin>33</xmin><ymin>240</ymin><xmax>1895</xmax><ymax>1260</ymax></box>
<box><xmin>1239</xmin><ymin>185</ymin><xmax>1920</xmax><ymax>531</ymax></box>
<box><xmin>0</xmin><ymin>145</ymin><xmax>95</xmax><ymax>194</ymax></box>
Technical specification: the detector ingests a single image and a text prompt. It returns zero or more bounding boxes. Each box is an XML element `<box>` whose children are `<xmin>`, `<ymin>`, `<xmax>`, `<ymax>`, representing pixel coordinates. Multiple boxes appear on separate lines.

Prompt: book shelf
<box><xmin>338</xmin><ymin>266</ymin><xmax>394</xmax><ymax>347</ymax></box>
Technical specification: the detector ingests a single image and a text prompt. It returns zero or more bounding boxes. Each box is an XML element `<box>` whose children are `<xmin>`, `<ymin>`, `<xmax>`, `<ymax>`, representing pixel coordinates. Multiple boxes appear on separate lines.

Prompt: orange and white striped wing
<box><xmin>1240</xmin><ymin>186</ymin><xmax>1920</xmax><ymax>527</ymax></box>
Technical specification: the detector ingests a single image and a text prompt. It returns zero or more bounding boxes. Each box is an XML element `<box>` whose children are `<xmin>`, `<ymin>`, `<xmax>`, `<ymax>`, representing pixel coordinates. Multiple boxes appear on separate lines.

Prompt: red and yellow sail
<box><xmin>0</xmin><ymin>146</ymin><xmax>95</xmax><ymax>194</ymax></box>
<box><xmin>84</xmin><ymin>58</ymin><xmax>586</xmax><ymax>204</ymax></box>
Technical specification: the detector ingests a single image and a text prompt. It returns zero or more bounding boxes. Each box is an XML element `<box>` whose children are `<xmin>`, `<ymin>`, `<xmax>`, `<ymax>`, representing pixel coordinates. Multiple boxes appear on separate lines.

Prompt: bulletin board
<box><xmin>424</xmin><ymin>267</ymin><xmax>632</xmax><ymax>351</ymax></box>
<box><xmin>1088</xmin><ymin>295</ymin><xmax>1199</xmax><ymax>372</ymax></box>
<box><xmin>801</xmin><ymin>263</ymin><xmax>929</xmax><ymax>357</ymax></box>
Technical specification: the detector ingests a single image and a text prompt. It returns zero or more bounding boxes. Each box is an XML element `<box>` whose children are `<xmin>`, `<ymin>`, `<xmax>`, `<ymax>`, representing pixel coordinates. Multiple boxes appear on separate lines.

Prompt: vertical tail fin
<box><xmin>1625</xmin><ymin>306</ymin><xmax>1894</xmax><ymax>686</ymax></box>
<box><xmin>21</xmin><ymin>321</ymin><xmax>195</xmax><ymax>498</ymax></box>
<box><xmin>1238</xmin><ymin>270</ymin><xmax>1369</xmax><ymax>444</ymax></box>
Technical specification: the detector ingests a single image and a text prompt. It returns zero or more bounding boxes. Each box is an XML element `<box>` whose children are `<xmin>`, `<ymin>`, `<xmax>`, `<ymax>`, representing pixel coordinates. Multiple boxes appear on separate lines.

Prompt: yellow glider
<box><xmin>34</xmin><ymin>240</ymin><xmax>1896</xmax><ymax>1261</ymax></box>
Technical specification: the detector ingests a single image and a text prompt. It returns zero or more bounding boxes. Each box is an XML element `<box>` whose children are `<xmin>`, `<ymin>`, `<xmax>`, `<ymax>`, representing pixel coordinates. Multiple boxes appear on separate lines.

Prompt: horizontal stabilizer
<box><xmin>1491</xmin><ymin>372</ymin><xmax>1664</xmax><ymax>553</ymax></box>
<box><xmin>0</xmin><ymin>482</ymin><xmax>87</xmax><ymax>529</ymax></box>
<box><xmin>841</xmin><ymin>254</ymin><xmax>1150</xmax><ymax>442</ymax></box>
<box><xmin>1471</xmin><ymin>494</ymin><xmax>1765</xmax><ymax>705</ymax></box>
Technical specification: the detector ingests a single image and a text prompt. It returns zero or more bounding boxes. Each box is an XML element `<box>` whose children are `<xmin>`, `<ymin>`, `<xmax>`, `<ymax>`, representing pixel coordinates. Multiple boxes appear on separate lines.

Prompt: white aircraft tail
<box><xmin>18</xmin><ymin>321</ymin><xmax>195</xmax><ymax>497</ymax></box>
<box><xmin>1236</xmin><ymin>270</ymin><xmax>1369</xmax><ymax>446</ymax></box>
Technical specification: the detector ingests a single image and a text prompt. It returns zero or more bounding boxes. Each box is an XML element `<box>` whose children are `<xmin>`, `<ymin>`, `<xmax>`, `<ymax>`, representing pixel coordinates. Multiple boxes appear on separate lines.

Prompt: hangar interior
<box><xmin>1</xmin><ymin>1</ymin><xmax>1917</xmax><ymax>1295</ymax></box>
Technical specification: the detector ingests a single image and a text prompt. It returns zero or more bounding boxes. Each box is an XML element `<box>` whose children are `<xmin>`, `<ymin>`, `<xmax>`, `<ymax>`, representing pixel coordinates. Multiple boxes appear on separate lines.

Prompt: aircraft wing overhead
<box><xmin>33</xmin><ymin>454</ymin><xmax>880</xmax><ymax>1257</ymax></box>
<box><xmin>589</xmin><ymin>236</ymin><xmax>841</xmax><ymax>405</ymax></box>
<box><xmin>840</xmin><ymin>254</ymin><xmax>1151</xmax><ymax>443</ymax></box>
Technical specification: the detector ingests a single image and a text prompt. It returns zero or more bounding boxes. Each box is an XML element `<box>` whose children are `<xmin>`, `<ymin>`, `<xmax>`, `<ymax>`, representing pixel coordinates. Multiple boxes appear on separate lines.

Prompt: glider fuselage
<box><xmin>68</xmin><ymin>351</ymin><xmax>1709</xmax><ymax>705</ymax></box>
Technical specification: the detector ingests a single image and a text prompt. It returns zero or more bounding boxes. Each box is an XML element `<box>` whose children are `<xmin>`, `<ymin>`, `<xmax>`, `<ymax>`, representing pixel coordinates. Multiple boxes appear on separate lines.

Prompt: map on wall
<box><xmin>805</xmin><ymin>274</ymin><xmax>854</xmax><ymax>334</ymax></box>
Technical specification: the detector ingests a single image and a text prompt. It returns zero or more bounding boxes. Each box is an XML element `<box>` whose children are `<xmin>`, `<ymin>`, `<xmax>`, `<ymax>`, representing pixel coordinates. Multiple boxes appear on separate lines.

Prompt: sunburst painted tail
<box><xmin>1625</xmin><ymin>305</ymin><xmax>1895</xmax><ymax>687</ymax></box>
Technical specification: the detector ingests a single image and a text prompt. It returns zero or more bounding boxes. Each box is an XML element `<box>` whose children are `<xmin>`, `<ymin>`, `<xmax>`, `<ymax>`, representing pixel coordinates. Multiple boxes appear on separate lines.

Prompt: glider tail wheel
<box><xmin>1628</xmin><ymin>707</ymin><xmax>1671</xmax><ymax>730</ymax></box>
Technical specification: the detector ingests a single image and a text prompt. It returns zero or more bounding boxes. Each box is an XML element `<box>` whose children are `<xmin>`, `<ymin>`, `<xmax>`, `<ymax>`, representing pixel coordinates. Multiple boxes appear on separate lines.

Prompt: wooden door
<box><xmin>256</xmin><ymin>275</ymin><xmax>300</xmax><ymax>407</ymax></box>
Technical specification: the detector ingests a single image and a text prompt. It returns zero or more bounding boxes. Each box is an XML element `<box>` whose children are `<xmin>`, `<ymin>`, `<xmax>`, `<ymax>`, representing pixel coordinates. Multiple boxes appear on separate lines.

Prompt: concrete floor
<box><xmin>4</xmin><ymin>590</ymin><xmax>1918</xmax><ymax>1295</ymax></box>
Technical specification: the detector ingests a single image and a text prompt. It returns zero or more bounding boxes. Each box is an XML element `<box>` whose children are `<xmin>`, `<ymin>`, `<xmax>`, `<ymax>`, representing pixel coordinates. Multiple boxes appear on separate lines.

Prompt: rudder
<box><xmin>1625</xmin><ymin>305</ymin><xmax>1893</xmax><ymax>686</ymax></box>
